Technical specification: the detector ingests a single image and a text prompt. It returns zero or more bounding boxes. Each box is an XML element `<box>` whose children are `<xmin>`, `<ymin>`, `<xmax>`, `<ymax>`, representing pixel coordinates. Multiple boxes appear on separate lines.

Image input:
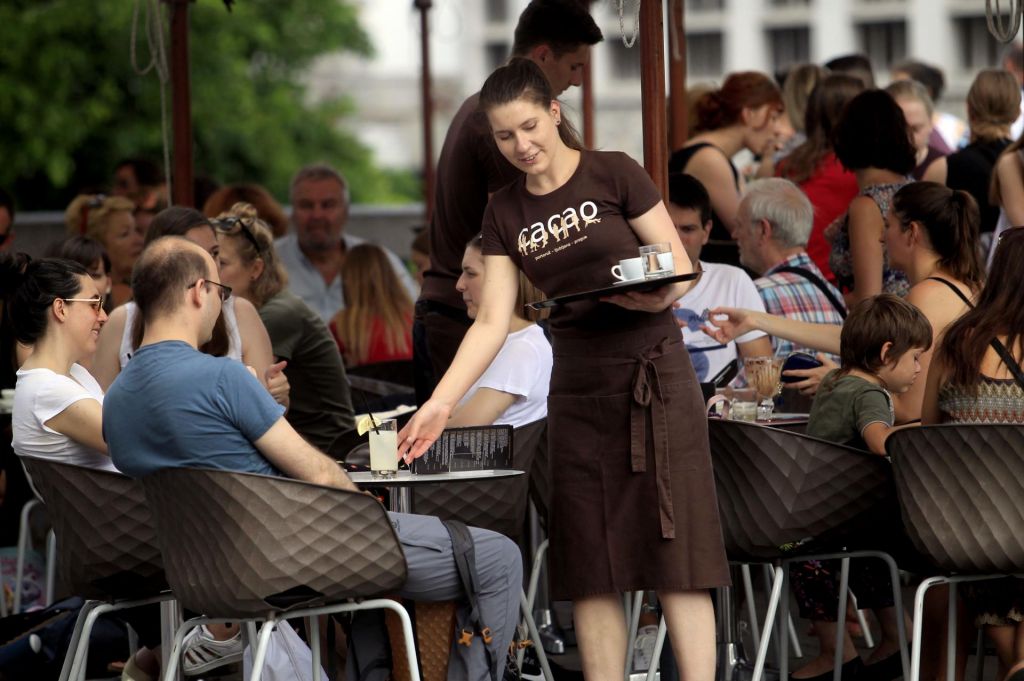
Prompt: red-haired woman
<box><xmin>668</xmin><ymin>71</ymin><xmax>784</xmax><ymax>266</ymax></box>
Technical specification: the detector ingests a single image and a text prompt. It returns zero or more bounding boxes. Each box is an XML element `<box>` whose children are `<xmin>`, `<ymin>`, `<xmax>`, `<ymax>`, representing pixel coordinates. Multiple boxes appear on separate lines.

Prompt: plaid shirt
<box><xmin>755</xmin><ymin>252</ymin><xmax>844</xmax><ymax>360</ymax></box>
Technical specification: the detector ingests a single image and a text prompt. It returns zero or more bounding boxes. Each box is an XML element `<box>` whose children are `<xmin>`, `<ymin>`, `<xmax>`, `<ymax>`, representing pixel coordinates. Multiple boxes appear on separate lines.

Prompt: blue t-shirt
<box><xmin>104</xmin><ymin>341</ymin><xmax>285</xmax><ymax>478</ymax></box>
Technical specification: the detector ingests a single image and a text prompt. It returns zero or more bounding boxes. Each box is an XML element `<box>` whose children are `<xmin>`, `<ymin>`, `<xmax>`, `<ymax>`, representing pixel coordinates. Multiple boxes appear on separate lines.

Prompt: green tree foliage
<box><xmin>0</xmin><ymin>0</ymin><xmax>419</xmax><ymax>209</ymax></box>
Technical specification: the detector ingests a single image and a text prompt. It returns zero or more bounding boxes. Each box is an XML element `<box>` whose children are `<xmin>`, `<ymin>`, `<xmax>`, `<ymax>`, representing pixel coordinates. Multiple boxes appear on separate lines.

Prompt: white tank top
<box><xmin>118</xmin><ymin>298</ymin><xmax>244</xmax><ymax>368</ymax></box>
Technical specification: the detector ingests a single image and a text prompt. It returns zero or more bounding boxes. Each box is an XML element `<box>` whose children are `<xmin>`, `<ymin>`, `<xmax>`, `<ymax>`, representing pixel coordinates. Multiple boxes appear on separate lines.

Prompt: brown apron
<box><xmin>546</xmin><ymin>322</ymin><xmax>730</xmax><ymax>600</ymax></box>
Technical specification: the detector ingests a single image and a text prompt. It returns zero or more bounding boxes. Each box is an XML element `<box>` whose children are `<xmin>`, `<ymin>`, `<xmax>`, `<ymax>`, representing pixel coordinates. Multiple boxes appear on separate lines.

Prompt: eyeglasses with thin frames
<box><xmin>212</xmin><ymin>216</ymin><xmax>263</xmax><ymax>254</ymax></box>
<box><xmin>62</xmin><ymin>296</ymin><xmax>105</xmax><ymax>312</ymax></box>
<box><xmin>188</xmin><ymin>279</ymin><xmax>232</xmax><ymax>302</ymax></box>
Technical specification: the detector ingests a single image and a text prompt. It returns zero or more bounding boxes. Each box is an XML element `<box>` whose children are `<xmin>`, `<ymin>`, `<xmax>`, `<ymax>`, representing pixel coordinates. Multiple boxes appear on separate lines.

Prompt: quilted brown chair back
<box><xmin>887</xmin><ymin>424</ymin><xmax>1024</xmax><ymax>573</ymax></box>
<box><xmin>411</xmin><ymin>419</ymin><xmax>546</xmax><ymax>542</ymax></box>
<box><xmin>707</xmin><ymin>419</ymin><xmax>894</xmax><ymax>561</ymax></box>
<box><xmin>19</xmin><ymin>457</ymin><xmax>167</xmax><ymax>600</ymax></box>
<box><xmin>142</xmin><ymin>467</ymin><xmax>407</xmax><ymax>618</ymax></box>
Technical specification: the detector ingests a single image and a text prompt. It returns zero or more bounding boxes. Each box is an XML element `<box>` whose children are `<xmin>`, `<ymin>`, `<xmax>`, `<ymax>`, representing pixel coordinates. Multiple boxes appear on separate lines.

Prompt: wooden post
<box><xmin>639</xmin><ymin>0</ymin><xmax>668</xmax><ymax>199</ymax></box>
<box><xmin>582</xmin><ymin>58</ymin><xmax>595</xmax><ymax>149</ymax></box>
<box><xmin>415</xmin><ymin>0</ymin><xmax>435</xmax><ymax>221</ymax></box>
<box><xmin>167</xmin><ymin>0</ymin><xmax>194</xmax><ymax>207</ymax></box>
<box><xmin>668</xmin><ymin>0</ymin><xmax>688</xmax><ymax>150</ymax></box>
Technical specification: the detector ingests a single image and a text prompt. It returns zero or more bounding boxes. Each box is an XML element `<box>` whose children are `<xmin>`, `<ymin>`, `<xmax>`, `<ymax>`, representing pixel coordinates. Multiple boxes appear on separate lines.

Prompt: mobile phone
<box><xmin>781</xmin><ymin>352</ymin><xmax>824</xmax><ymax>383</ymax></box>
<box><xmin>711</xmin><ymin>359</ymin><xmax>739</xmax><ymax>387</ymax></box>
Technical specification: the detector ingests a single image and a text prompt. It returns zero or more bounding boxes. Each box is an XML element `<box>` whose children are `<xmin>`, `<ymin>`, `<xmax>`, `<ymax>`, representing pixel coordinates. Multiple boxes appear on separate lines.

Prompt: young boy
<box><xmin>808</xmin><ymin>294</ymin><xmax>933</xmax><ymax>455</ymax></box>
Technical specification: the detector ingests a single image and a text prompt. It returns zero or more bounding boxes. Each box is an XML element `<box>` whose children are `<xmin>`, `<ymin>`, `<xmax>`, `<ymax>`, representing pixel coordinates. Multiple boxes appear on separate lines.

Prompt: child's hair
<box><xmin>839</xmin><ymin>294</ymin><xmax>932</xmax><ymax>375</ymax></box>
<box><xmin>333</xmin><ymin>244</ymin><xmax>413</xmax><ymax>366</ymax></box>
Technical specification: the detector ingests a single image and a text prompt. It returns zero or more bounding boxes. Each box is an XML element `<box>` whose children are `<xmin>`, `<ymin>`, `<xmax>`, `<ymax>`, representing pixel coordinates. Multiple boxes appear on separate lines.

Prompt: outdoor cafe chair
<box><xmin>646</xmin><ymin>419</ymin><xmax>910</xmax><ymax>681</ymax></box>
<box><xmin>19</xmin><ymin>457</ymin><xmax>172</xmax><ymax>681</ymax></box>
<box><xmin>888</xmin><ymin>424</ymin><xmax>1024</xmax><ymax>681</ymax></box>
<box><xmin>140</xmin><ymin>466</ymin><xmax>419</xmax><ymax>681</ymax></box>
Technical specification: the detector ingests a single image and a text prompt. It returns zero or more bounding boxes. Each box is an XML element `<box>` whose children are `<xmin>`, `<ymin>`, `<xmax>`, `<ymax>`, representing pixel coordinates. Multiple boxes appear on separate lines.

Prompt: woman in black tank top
<box><xmin>668</xmin><ymin>72</ymin><xmax>784</xmax><ymax>267</ymax></box>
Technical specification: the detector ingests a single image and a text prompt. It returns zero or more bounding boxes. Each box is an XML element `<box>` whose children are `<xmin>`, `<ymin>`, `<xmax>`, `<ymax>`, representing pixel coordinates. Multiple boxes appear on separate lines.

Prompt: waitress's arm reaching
<box><xmin>603</xmin><ymin>202</ymin><xmax>696</xmax><ymax>312</ymax></box>
<box><xmin>398</xmin><ymin>254</ymin><xmax>520</xmax><ymax>461</ymax></box>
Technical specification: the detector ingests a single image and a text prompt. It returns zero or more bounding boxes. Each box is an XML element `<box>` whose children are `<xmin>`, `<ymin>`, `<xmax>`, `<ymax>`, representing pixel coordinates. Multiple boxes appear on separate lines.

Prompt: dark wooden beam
<box><xmin>668</xmin><ymin>0</ymin><xmax>688</xmax><ymax>150</ymax></box>
<box><xmin>415</xmin><ymin>0</ymin><xmax>435</xmax><ymax>221</ymax></box>
<box><xmin>166</xmin><ymin>0</ymin><xmax>195</xmax><ymax>207</ymax></box>
<box><xmin>639</xmin><ymin>0</ymin><xmax>667</xmax><ymax>199</ymax></box>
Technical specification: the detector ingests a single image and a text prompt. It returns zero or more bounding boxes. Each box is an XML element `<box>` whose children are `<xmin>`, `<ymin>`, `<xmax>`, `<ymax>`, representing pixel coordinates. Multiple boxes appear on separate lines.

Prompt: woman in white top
<box><xmin>92</xmin><ymin>206</ymin><xmax>288</xmax><ymax>407</ymax></box>
<box><xmin>2</xmin><ymin>254</ymin><xmax>113</xmax><ymax>471</ymax></box>
<box><xmin>446</xmin><ymin>235</ymin><xmax>552</xmax><ymax>429</ymax></box>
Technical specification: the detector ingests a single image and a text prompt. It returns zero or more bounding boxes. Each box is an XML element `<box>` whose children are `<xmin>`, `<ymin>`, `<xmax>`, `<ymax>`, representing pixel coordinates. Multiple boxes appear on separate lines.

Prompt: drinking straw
<box><xmin>355</xmin><ymin>391</ymin><xmax>380</xmax><ymax>434</ymax></box>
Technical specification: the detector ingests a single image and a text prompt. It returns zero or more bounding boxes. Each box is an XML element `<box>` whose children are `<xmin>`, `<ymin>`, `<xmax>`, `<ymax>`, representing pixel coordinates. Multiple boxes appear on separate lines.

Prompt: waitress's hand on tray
<box><xmin>601</xmin><ymin>283</ymin><xmax>681</xmax><ymax>313</ymax></box>
<box><xmin>699</xmin><ymin>307</ymin><xmax>760</xmax><ymax>344</ymax></box>
<box><xmin>398</xmin><ymin>399</ymin><xmax>451</xmax><ymax>463</ymax></box>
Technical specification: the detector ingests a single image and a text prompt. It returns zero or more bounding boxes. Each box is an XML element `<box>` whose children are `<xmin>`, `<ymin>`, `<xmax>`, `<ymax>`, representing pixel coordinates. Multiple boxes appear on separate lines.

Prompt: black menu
<box><xmin>411</xmin><ymin>425</ymin><xmax>514</xmax><ymax>474</ymax></box>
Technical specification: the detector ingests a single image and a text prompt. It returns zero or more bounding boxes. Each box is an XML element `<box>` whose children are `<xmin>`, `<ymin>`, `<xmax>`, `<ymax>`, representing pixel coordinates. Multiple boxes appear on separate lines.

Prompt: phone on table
<box><xmin>781</xmin><ymin>352</ymin><xmax>824</xmax><ymax>384</ymax></box>
<box><xmin>711</xmin><ymin>359</ymin><xmax>739</xmax><ymax>387</ymax></box>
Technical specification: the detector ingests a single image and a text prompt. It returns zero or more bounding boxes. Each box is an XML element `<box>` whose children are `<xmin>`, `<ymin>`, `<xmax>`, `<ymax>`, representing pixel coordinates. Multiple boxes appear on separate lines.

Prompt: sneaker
<box><xmin>181</xmin><ymin>625</ymin><xmax>244</xmax><ymax>676</ymax></box>
<box><xmin>632</xmin><ymin>624</ymin><xmax>659</xmax><ymax>672</ymax></box>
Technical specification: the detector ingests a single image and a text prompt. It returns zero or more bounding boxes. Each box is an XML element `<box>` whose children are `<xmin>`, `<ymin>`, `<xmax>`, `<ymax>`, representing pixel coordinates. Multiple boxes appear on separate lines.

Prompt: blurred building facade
<box><xmin>313</xmin><ymin>0</ymin><xmax>1021</xmax><ymax>173</ymax></box>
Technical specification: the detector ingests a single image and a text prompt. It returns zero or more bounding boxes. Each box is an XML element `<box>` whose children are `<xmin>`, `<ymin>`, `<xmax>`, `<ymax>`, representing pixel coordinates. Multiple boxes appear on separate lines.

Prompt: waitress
<box><xmin>399</xmin><ymin>59</ymin><xmax>729</xmax><ymax>681</ymax></box>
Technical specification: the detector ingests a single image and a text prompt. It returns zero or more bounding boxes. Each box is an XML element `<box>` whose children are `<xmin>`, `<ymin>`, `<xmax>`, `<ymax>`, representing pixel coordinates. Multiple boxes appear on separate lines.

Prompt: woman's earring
<box><xmin>555</xmin><ymin>118</ymin><xmax>561</xmax><ymax>126</ymax></box>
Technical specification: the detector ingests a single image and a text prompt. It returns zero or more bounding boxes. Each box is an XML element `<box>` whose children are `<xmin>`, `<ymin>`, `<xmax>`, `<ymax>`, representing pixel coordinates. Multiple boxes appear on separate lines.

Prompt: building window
<box><xmin>767</xmin><ymin>27</ymin><xmax>811</xmax><ymax>72</ymax></box>
<box><xmin>609</xmin><ymin>40</ymin><xmax>643</xmax><ymax>79</ymax></box>
<box><xmin>486</xmin><ymin>42</ymin><xmax>509</xmax><ymax>72</ymax></box>
<box><xmin>856</xmin><ymin>21</ymin><xmax>906</xmax><ymax>71</ymax></box>
<box><xmin>955</xmin><ymin>16</ymin><xmax>1005</xmax><ymax>70</ymax></box>
<box><xmin>686</xmin><ymin>32</ymin><xmax>724</xmax><ymax>79</ymax></box>
<box><xmin>485</xmin><ymin>0</ymin><xmax>508</xmax><ymax>23</ymax></box>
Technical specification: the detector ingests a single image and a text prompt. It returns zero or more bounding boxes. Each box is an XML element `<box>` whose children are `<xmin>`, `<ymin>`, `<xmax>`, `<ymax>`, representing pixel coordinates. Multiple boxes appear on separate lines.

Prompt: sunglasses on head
<box><xmin>213</xmin><ymin>216</ymin><xmax>262</xmax><ymax>254</ymax></box>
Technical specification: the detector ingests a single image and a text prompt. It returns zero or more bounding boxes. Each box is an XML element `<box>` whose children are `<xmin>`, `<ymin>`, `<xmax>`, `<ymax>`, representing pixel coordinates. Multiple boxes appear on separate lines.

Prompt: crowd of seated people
<box><xmin>2</xmin><ymin>13</ymin><xmax>1024</xmax><ymax>681</ymax></box>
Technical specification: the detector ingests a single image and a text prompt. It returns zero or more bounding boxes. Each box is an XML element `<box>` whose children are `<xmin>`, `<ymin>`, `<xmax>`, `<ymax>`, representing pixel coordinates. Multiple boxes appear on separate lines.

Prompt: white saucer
<box><xmin>611</xmin><ymin>278</ymin><xmax>645</xmax><ymax>286</ymax></box>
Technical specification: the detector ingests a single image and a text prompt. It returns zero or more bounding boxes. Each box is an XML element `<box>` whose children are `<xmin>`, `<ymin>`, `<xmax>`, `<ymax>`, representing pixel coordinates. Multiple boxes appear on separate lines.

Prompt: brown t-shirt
<box><xmin>420</xmin><ymin>93</ymin><xmax>521</xmax><ymax>309</ymax></box>
<box><xmin>482</xmin><ymin>150</ymin><xmax>668</xmax><ymax>334</ymax></box>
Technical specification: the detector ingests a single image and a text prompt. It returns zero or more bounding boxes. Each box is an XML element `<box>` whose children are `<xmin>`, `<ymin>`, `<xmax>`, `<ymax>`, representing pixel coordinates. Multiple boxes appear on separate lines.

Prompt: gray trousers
<box><xmin>346</xmin><ymin>512</ymin><xmax>522</xmax><ymax>681</ymax></box>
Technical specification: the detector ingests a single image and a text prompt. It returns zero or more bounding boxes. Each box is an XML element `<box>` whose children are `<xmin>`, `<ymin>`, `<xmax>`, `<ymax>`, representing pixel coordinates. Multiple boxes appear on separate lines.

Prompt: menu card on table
<box><xmin>411</xmin><ymin>425</ymin><xmax>514</xmax><ymax>474</ymax></box>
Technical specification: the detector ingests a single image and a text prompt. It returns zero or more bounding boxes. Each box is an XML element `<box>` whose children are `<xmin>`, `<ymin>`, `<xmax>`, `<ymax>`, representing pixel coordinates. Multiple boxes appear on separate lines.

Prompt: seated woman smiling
<box><xmin>446</xmin><ymin>234</ymin><xmax>552</xmax><ymax>428</ymax></box>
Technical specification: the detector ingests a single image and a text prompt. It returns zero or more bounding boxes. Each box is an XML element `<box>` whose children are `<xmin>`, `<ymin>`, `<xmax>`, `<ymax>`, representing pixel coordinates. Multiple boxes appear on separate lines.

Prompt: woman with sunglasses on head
<box><xmin>1</xmin><ymin>253</ymin><xmax>111</xmax><ymax>469</ymax></box>
<box><xmin>211</xmin><ymin>202</ymin><xmax>355</xmax><ymax>453</ymax></box>
<box><xmin>92</xmin><ymin>206</ymin><xmax>287</xmax><ymax>412</ymax></box>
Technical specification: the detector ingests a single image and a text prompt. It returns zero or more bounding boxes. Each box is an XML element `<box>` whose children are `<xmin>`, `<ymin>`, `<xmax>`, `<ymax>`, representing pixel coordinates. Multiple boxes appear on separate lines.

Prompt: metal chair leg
<box><xmin>780</xmin><ymin>565</ymin><xmax>790</xmax><ymax>679</ymax></box>
<box><xmin>45</xmin><ymin>529</ymin><xmax>56</xmax><ymax>607</ymax></box>
<box><xmin>833</xmin><ymin>557</ymin><xmax>851</xmax><ymax>681</ymax></box>
<box><xmin>309</xmin><ymin>616</ymin><xmax>321</xmax><ymax>681</ymax></box>
<box><xmin>742</xmin><ymin>564</ymin><xmax>761</xmax><ymax>649</ymax></box>
<box><xmin>911</xmin><ymin>576</ymin><xmax>947</xmax><ymax>681</ymax></box>
<box><xmin>752</xmin><ymin>565</ymin><xmax>784</xmax><ymax>681</ymax></box>
<box><xmin>249</xmin><ymin>619</ymin><xmax>278</xmax><ymax>681</ymax></box>
<box><xmin>947</xmin><ymin>581</ymin><xmax>958</xmax><ymax>681</ymax></box>
<box><xmin>849</xmin><ymin>591</ymin><xmax>874</xmax><ymax>648</ymax></box>
<box><xmin>519</xmin><ymin>590</ymin><xmax>555</xmax><ymax>681</ymax></box>
<box><xmin>645</xmin><ymin>617</ymin><xmax>668</xmax><ymax>681</ymax></box>
<box><xmin>58</xmin><ymin>600</ymin><xmax>99</xmax><ymax>681</ymax></box>
<box><xmin>624</xmin><ymin>590</ymin><xmax>644</xmax><ymax>675</ymax></box>
<box><xmin>973</xmin><ymin>627</ymin><xmax>985</xmax><ymax>681</ymax></box>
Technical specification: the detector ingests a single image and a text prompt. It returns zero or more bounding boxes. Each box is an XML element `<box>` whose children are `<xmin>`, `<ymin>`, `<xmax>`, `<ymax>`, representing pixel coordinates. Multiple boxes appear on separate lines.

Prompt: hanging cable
<box><xmin>986</xmin><ymin>0</ymin><xmax>1023</xmax><ymax>43</ymax></box>
<box><xmin>130</xmin><ymin>0</ymin><xmax>173</xmax><ymax>200</ymax></box>
<box><xmin>618</xmin><ymin>0</ymin><xmax>641</xmax><ymax>49</ymax></box>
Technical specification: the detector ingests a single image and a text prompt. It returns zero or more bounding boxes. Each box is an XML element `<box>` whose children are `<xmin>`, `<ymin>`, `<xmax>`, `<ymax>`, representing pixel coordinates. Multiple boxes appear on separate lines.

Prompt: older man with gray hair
<box><xmin>734</xmin><ymin>178</ymin><xmax>846</xmax><ymax>364</ymax></box>
<box><xmin>275</xmin><ymin>163</ymin><xmax>418</xmax><ymax>322</ymax></box>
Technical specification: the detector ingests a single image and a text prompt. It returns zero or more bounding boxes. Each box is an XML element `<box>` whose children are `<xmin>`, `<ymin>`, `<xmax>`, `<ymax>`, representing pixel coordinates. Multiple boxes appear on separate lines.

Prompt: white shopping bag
<box><xmin>242</xmin><ymin>620</ymin><xmax>329</xmax><ymax>681</ymax></box>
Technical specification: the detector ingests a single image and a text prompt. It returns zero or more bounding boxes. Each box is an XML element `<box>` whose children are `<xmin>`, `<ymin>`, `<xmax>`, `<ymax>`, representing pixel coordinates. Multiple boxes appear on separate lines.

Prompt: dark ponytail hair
<box><xmin>891</xmin><ymin>182</ymin><xmax>984</xmax><ymax>291</ymax></box>
<box><xmin>478</xmin><ymin>57</ymin><xmax>583</xmax><ymax>151</ymax></box>
<box><xmin>0</xmin><ymin>254</ymin><xmax>88</xmax><ymax>345</ymax></box>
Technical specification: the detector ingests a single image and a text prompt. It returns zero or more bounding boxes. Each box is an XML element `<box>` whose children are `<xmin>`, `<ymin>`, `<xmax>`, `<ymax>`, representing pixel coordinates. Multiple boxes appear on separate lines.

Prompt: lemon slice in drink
<box><xmin>356</xmin><ymin>415</ymin><xmax>378</xmax><ymax>436</ymax></box>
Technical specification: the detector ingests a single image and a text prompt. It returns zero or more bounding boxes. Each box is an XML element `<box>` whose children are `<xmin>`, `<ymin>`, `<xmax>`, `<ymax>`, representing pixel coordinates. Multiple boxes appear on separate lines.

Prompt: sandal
<box><xmin>181</xmin><ymin>624</ymin><xmax>244</xmax><ymax>676</ymax></box>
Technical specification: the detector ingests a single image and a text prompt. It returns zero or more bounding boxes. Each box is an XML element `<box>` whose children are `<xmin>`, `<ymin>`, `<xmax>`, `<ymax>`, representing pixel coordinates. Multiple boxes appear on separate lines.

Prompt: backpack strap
<box><xmin>773</xmin><ymin>266</ymin><xmax>848</xmax><ymax>319</ymax></box>
<box><xmin>443</xmin><ymin>519</ymin><xmax>498</xmax><ymax>681</ymax></box>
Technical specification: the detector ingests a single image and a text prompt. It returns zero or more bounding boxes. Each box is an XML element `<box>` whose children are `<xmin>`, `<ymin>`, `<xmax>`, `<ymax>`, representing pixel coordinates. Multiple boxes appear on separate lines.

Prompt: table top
<box><xmin>348</xmin><ymin>469</ymin><xmax>524</xmax><ymax>486</ymax></box>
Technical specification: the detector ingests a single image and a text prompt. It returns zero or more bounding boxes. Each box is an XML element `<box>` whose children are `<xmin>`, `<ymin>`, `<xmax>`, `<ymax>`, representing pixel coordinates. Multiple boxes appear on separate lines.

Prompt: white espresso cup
<box><xmin>611</xmin><ymin>257</ymin><xmax>644</xmax><ymax>282</ymax></box>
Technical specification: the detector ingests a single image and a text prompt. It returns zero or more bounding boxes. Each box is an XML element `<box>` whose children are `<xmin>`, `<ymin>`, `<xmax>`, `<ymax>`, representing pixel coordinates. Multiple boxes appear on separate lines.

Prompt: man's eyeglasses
<box><xmin>188</xmin><ymin>279</ymin><xmax>232</xmax><ymax>302</ymax></box>
<box><xmin>62</xmin><ymin>296</ymin><xmax>105</xmax><ymax>312</ymax></box>
<box><xmin>213</xmin><ymin>216</ymin><xmax>263</xmax><ymax>254</ymax></box>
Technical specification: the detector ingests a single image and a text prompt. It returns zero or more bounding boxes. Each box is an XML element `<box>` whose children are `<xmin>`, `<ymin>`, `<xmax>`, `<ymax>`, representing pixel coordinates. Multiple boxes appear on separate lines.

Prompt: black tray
<box><xmin>526</xmin><ymin>271</ymin><xmax>702</xmax><ymax>310</ymax></box>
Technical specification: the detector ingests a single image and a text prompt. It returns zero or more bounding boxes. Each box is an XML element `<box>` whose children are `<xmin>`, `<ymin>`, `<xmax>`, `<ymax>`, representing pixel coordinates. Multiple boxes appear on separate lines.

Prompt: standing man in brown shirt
<box><xmin>413</xmin><ymin>0</ymin><xmax>603</xmax><ymax>402</ymax></box>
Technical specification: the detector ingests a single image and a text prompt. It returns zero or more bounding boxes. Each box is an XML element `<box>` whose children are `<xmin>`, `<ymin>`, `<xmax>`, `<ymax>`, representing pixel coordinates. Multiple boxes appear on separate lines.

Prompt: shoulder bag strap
<box><xmin>988</xmin><ymin>338</ymin><xmax>1024</xmax><ymax>393</ymax></box>
<box><xmin>773</xmin><ymin>266</ymin><xmax>848</xmax><ymax>319</ymax></box>
<box><xmin>925</xmin><ymin>276</ymin><xmax>974</xmax><ymax>308</ymax></box>
<box><xmin>443</xmin><ymin>519</ymin><xmax>498</xmax><ymax>681</ymax></box>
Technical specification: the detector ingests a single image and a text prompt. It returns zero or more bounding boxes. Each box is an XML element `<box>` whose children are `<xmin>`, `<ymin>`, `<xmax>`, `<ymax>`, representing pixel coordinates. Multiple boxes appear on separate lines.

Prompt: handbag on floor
<box><xmin>242</xmin><ymin>620</ymin><xmax>328</xmax><ymax>681</ymax></box>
